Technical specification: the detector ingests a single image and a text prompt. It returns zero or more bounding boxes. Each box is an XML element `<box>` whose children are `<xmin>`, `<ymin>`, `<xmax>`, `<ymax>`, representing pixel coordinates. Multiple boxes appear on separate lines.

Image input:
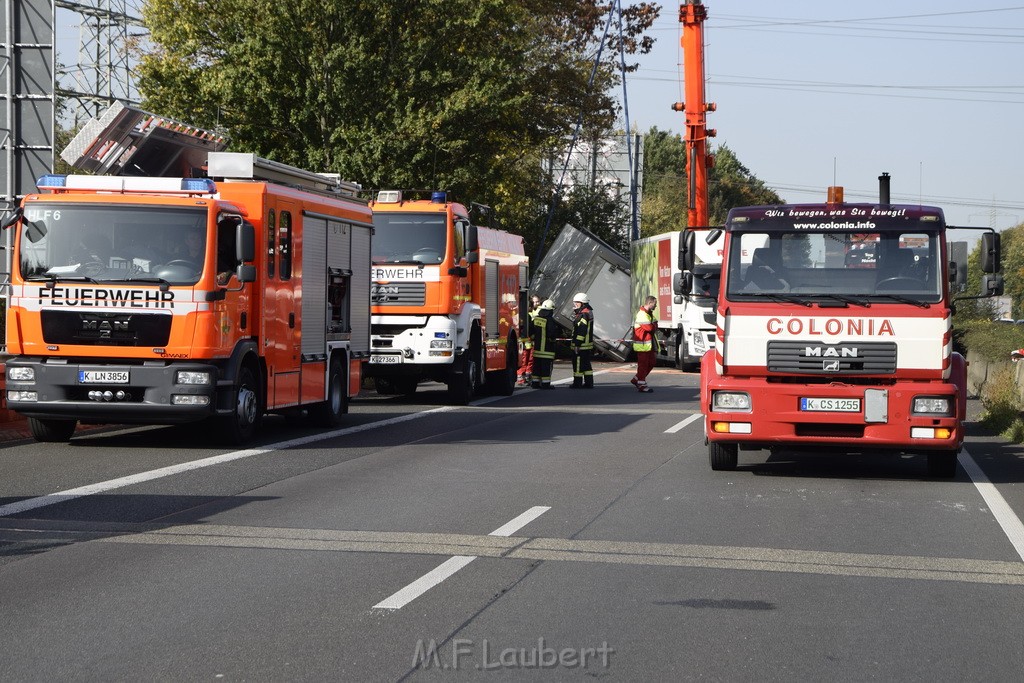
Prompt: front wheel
<box><xmin>447</xmin><ymin>346</ymin><xmax>481</xmax><ymax>405</ymax></box>
<box><xmin>28</xmin><ymin>417</ymin><xmax>77</xmax><ymax>443</ymax></box>
<box><xmin>220</xmin><ymin>366</ymin><xmax>262</xmax><ymax>445</ymax></box>
<box><xmin>709</xmin><ymin>441</ymin><xmax>738</xmax><ymax>471</ymax></box>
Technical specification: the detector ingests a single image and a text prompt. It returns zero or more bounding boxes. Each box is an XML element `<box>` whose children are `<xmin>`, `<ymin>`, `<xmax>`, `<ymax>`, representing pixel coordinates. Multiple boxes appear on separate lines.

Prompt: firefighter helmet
<box><xmin>572</xmin><ymin>292</ymin><xmax>589</xmax><ymax>304</ymax></box>
<box><xmin>541</xmin><ymin>299</ymin><xmax>555</xmax><ymax>311</ymax></box>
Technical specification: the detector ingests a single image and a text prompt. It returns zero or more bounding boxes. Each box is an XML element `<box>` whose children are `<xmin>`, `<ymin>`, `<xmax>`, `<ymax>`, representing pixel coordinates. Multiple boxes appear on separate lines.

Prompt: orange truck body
<box><xmin>367</xmin><ymin>192</ymin><xmax>528</xmax><ymax>402</ymax></box>
<box><xmin>3</xmin><ymin>153</ymin><xmax>373</xmax><ymax>443</ymax></box>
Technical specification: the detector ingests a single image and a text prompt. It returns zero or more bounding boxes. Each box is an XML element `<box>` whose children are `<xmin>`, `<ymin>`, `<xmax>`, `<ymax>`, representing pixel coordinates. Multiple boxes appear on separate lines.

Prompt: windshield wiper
<box><xmin>738</xmin><ymin>292</ymin><xmax>813</xmax><ymax>307</ymax></box>
<box><xmin>871</xmin><ymin>293</ymin><xmax>931</xmax><ymax>308</ymax></box>
<box><xmin>815</xmin><ymin>293</ymin><xmax>872</xmax><ymax>308</ymax></box>
<box><xmin>27</xmin><ymin>274</ymin><xmax>99</xmax><ymax>284</ymax></box>
<box><xmin>114</xmin><ymin>276</ymin><xmax>172</xmax><ymax>291</ymax></box>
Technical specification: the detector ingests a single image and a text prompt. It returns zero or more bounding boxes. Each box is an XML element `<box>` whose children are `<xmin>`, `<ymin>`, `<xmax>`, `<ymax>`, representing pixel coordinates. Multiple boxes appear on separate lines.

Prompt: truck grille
<box><xmin>41</xmin><ymin>310</ymin><xmax>172</xmax><ymax>347</ymax></box>
<box><xmin>371</xmin><ymin>282</ymin><xmax>426</xmax><ymax>306</ymax></box>
<box><xmin>767</xmin><ymin>340</ymin><xmax>897</xmax><ymax>374</ymax></box>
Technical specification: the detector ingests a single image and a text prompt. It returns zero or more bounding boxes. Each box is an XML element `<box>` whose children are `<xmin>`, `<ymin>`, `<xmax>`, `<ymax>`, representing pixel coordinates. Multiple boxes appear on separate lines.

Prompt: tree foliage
<box><xmin>137</xmin><ymin>0</ymin><xmax>657</xmax><ymax>223</ymax></box>
<box><xmin>639</xmin><ymin>129</ymin><xmax>782</xmax><ymax>237</ymax></box>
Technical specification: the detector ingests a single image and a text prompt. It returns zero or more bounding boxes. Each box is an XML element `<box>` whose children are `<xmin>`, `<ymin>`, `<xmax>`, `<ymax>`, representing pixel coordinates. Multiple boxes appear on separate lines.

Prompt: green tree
<box><xmin>137</xmin><ymin>0</ymin><xmax>657</xmax><ymax>229</ymax></box>
<box><xmin>639</xmin><ymin>131</ymin><xmax>783</xmax><ymax>237</ymax></box>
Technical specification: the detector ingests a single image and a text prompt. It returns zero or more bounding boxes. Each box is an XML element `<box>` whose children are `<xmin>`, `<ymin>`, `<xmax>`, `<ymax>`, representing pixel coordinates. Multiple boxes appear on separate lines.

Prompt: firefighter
<box><xmin>570</xmin><ymin>292</ymin><xmax>594</xmax><ymax>388</ymax></box>
<box><xmin>517</xmin><ymin>295</ymin><xmax>542</xmax><ymax>386</ymax></box>
<box><xmin>531</xmin><ymin>299</ymin><xmax>558</xmax><ymax>389</ymax></box>
<box><xmin>631</xmin><ymin>295</ymin><xmax>660</xmax><ymax>393</ymax></box>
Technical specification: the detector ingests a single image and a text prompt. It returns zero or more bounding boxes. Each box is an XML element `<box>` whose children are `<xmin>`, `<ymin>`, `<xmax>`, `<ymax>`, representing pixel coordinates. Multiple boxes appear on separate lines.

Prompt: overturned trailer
<box><xmin>530</xmin><ymin>224</ymin><xmax>632</xmax><ymax>361</ymax></box>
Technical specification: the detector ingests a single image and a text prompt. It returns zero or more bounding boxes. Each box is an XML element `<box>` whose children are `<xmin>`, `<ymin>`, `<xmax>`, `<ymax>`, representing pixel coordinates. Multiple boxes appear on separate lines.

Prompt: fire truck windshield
<box><xmin>371</xmin><ymin>213</ymin><xmax>447</xmax><ymax>264</ymax></box>
<box><xmin>725</xmin><ymin>229</ymin><xmax>942</xmax><ymax>304</ymax></box>
<box><xmin>18</xmin><ymin>203</ymin><xmax>208</xmax><ymax>285</ymax></box>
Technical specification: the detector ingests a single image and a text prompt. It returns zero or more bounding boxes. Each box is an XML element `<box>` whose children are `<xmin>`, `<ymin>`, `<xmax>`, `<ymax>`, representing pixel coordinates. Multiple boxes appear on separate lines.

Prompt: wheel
<box><xmin>709</xmin><ymin>441</ymin><xmax>738</xmax><ymax>471</ymax></box>
<box><xmin>485</xmin><ymin>340</ymin><xmax>518</xmax><ymax>396</ymax></box>
<box><xmin>373</xmin><ymin>377</ymin><xmax>397</xmax><ymax>395</ymax></box>
<box><xmin>927</xmin><ymin>451</ymin><xmax>958</xmax><ymax>478</ymax></box>
<box><xmin>28</xmin><ymin>417</ymin><xmax>77</xmax><ymax>443</ymax></box>
<box><xmin>447</xmin><ymin>341</ymin><xmax>482</xmax><ymax>405</ymax></box>
<box><xmin>220</xmin><ymin>366</ymin><xmax>262</xmax><ymax>445</ymax></box>
<box><xmin>309</xmin><ymin>356</ymin><xmax>348</xmax><ymax>427</ymax></box>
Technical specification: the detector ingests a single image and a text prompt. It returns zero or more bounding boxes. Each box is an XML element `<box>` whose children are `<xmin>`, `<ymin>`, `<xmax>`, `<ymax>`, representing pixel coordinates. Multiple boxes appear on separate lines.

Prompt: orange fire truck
<box><xmin>2</xmin><ymin>149</ymin><xmax>373</xmax><ymax>444</ymax></box>
<box><xmin>689</xmin><ymin>185</ymin><xmax>1002</xmax><ymax>477</ymax></box>
<box><xmin>367</xmin><ymin>191</ymin><xmax>528</xmax><ymax>404</ymax></box>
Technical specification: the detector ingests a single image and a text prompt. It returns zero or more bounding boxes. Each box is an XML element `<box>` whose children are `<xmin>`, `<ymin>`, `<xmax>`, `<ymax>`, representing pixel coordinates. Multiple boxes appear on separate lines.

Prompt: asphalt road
<box><xmin>2</xmin><ymin>359</ymin><xmax>1024</xmax><ymax>681</ymax></box>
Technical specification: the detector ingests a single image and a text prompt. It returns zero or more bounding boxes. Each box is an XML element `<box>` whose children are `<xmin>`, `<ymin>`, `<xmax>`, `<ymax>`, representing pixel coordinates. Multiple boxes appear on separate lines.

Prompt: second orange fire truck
<box><xmin>367</xmin><ymin>191</ymin><xmax>528</xmax><ymax>404</ymax></box>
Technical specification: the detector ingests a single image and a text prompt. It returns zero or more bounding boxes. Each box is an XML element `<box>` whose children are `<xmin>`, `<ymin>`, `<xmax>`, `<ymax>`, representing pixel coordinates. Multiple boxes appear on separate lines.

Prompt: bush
<box><xmin>960</xmin><ymin>320</ymin><xmax>1024</xmax><ymax>362</ymax></box>
<box><xmin>979</xmin><ymin>364</ymin><xmax>1024</xmax><ymax>439</ymax></box>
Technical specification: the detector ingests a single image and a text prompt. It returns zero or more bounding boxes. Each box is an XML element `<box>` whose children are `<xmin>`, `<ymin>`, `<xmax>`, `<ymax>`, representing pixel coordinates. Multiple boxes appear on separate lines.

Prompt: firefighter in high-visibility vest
<box><xmin>570</xmin><ymin>292</ymin><xmax>594</xmax><ymax>389</ymax></box>
<box><xmin>531</xmin><ymin>299</ymin><xmax>558</xmax><ymax>389</ymax></box>
<box><xmin>517</xmin><ymin>295</ymin><xmax>542</xmax><ymax>386</ymax></box>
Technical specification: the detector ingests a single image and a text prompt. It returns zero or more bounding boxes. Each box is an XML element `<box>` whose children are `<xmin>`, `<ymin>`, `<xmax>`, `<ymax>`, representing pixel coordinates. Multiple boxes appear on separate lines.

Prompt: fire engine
<box><xmin>688</xmin><ymin>184</ymin><xmax>1003</xmax><ymax>477</ymax></box>
<box><xmin>367</xmin><ymin>191</ymin><xmax>528</xmax><ymax>404</ymax></box>
<box><xmin>3</xmin><ymin>133</ymin><xmax>373</xmax><ymax>444</ymax></box>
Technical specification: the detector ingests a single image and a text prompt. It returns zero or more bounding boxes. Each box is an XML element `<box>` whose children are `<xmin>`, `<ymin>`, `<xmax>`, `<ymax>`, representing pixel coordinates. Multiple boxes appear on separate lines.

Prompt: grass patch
<box><xmin>979</xmin><ymin>364</ymin><xmax>1024</xmax><ymax>441</ymax></box>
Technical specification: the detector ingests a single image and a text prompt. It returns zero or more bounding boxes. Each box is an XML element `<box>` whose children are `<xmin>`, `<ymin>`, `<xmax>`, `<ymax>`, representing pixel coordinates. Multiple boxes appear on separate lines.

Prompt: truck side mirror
<box><xmin>1</xmin><ymin>207</ymin><xmax>22</xmax><ymax>231</ymax></box>
<box><xmin>947</xmin><ymin>260</ymin><xmax>957</xmax><ymax>284</ymax></box>
<box><xmin>236</xmin><ymin>221</ymin><xmax>255</xmax><ymax>262</ymax></box>
<box><xmin>980</xmin><ymin>232</ymin><xmax>1000</xmax><ymax>274</ymax></box>
<box><xmin>679</xmin><ymin>230</ymin><xmax>695</xmax><ymax>271</ymax></box>
<box><xmin>236</xmin><ymin>264</ymin><xmax>257</xmax><ymax>283</ymax></box>
<box><xmin>983</xmin><ymin>273</ymin><xmax>1004</xmax><ymax>297</ymax></box>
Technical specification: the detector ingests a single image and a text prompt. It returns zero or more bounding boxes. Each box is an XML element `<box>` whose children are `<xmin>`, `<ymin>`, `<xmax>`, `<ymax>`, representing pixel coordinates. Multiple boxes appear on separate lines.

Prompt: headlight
<box><xmin>7</xmin><ymin>367</ymin><xmax>34</xmax><ymax>381</ymax></box>
<box><xmin>430</xmin><ymin>339</ymin><xmax>454</xmax><ymax>349</ymax></box>
<box><xmin>176</xmin><ymin>371</ymin><xmax>212</xmax><ymax>385</ymax></box>
<box><xmin>712</xmin><ymin>391</ymin><xmax>751</xmax><ymax>412</ymax></box>
<box><xmin>913</xmin><ymin>396</ymin><xmax>952</xmax><ymax>415</ymax></box>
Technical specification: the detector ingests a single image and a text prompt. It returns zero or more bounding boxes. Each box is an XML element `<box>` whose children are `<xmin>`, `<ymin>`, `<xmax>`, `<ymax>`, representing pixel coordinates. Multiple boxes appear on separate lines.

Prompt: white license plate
<box><xmin>79</xmin><ymin>370</ymin><xmax>129</xmax><ymax>384</ymax></box>
<box><xmin>800</xmin><ymin>397</ymin><xmax>861</xmax><ymax>412</ymax></box>
<box><xmin>370</xmin><ymin>355</ymin><xmax>401</xmax><ymax>364</ymax></box>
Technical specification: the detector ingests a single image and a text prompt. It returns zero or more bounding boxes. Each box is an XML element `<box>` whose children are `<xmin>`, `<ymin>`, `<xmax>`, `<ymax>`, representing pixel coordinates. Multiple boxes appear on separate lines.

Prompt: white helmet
<box><xmin>572</xmin><ymin>292</ymin><xmax>589</xmax><ymax>304</ymax></box>
<box><xmin>541</xmin><ymin>299</ymin><xmax>556</xmax><ymax>311</ymax></box>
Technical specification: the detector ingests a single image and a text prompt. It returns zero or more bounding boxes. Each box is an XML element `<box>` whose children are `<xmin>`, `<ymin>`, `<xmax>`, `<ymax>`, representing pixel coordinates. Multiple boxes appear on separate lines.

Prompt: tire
<box><xmin>309</xmin><ymin>356</ymin><xmax>348</xmax><ymax>427</ymax></box>
<box><xmin>485</xmin><ymin>341</ymin><xmax>517</xmax><ymax>396</ymax></box>
<box><xmin>220</xmin><ymin>366</ymin><xmax>261</xmax><ymax>445</ymax></box>
<box><xmin>447</xmin><ymin>341</ymin><xmax>482</xmax><ymax>405</ymax></box>
<box><xmin>927</xmin><ymin>451</ymin><xmax>958</xmax><ymax>478</ymax></box>
<box><xmin>709</xmin><ymin>441</ymin><xmax>738</xmax><ymax>471</ymax></box>
<box><xmin>28</xmin><ymin>417</ymin><xmax>76</xmax><ymax>443</ymax></box>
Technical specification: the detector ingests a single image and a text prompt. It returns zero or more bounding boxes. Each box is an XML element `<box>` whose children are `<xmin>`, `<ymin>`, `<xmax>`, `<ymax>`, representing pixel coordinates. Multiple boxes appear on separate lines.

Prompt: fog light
<box><xmin>7</xmin><ymin>390</ymin><xmax>37</xmax><ymax>401</ymax></box>
<box><xmin>7</xmin><ymin>367</ymin><xmax>34</xmax><ymax>381</ymax></box>
<box><xmin>172</xmin><ymin>395</ymin><xmax>210</xmax><ymax>406</ymax></box>
<box><xmin>176</xmin><ymin>370</ymin><xmax>212</xmax><ymax>385</ymax></box>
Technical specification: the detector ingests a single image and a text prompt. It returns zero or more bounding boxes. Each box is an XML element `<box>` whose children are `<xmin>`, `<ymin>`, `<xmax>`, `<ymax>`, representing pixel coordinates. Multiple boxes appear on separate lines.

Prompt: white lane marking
<box><xmin>372</xmin><ymin>556</ymin><xmax>477</xmax><ymax>610</ymax></box>
<box><xmin>488</xmin><ymin>505</ymin><xmax>551</xmax><ymax>537</ymax></box>
<box><xmin>0</xmin><ymin>407</ymin><xmax>457</xmax><ymax>518</ymax></box>
<box><xmin>373</xmin><ymin>506</ymin><xmax>550</xmax><ymax>610</ymax></box>
<box><xmin>960</xmin><ymin>447</ymin><xmax>1024</xmax><ymax>561</ymax></box>
<box><xmin>666</xmin><ymin>413</ymin><xmax>702</xmax><ymax>434</ymax></box>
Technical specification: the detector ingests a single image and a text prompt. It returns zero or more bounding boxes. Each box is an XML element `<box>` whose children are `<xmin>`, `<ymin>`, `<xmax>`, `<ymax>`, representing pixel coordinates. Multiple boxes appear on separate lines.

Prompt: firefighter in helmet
<box><xmin>530</xmin><ymin>299</ymin><xmax>558</xmax><ymax>389</ymax></box>
<box><xmin>570</xmin><ymin>292</ymin><xmax>594</xmax><ymax>388</ymax></box>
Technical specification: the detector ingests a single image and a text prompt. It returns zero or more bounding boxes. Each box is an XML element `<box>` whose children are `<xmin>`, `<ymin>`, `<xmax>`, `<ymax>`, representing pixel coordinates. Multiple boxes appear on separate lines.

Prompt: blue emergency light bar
<box><xmin>35</xmin><ymin>174</ymin><xmax>217</xmax><ymax>195</ymax></box>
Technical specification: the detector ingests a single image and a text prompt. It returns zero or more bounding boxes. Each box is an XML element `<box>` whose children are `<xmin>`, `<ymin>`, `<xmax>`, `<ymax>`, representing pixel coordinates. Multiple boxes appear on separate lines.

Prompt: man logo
<box><xmin>804</xmin><ymin>346</ymin><xmax>859</xmax><ymax>358</ymax></box>
<box><xmin>823</xmin><ymin>360</ymin><xmax>841</xmax><ymax>372</ymax></box>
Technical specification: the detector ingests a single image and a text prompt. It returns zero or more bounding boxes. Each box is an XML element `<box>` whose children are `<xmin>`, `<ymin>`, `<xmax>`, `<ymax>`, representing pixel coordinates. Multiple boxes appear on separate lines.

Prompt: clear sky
<box><xmin>621</xmin><ymin>1</ymin><xmax>1024</xmax><ymax>234</ymax></box>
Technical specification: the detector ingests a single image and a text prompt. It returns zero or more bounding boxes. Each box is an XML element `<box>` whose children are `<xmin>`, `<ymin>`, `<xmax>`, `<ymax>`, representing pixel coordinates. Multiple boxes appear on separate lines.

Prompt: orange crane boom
<box><xmin>673</xmin><ymin>0</ymin><xmax>715</xmax><ymax>228</ymax></box>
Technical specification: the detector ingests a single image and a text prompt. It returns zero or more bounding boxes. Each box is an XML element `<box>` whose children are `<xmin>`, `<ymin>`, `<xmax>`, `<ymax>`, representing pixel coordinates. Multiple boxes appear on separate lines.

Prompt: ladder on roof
<box><xmin>61</xmin><ymin>101</ymin><xmax>228</xmax><ymax>177</ymax></box>
<box><xmin>61</xmin><ymin>102</ymin><xmax>360</xmax><ymax>196</ymax></box>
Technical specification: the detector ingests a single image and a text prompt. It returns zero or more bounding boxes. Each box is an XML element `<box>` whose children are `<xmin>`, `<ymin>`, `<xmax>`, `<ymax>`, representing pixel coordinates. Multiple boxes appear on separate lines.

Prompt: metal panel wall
<box><xmin>1</xmin><ymin>0</ymin><xmax>54</xmax><ymax>214</ymax></box>
<box><xmin>485</xmin><ymin>259</ymin><xmax>499</xmax><ymax>339</ymax></box>
<box><xmin>301</xmin><ymin>215</ymin><xmax>327</xmax><ymax>357</ymax></box>
<box><xmin>349</xmin><ymin>224</ymin><xmax>371</xmax><ymax>356</ymax></box>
